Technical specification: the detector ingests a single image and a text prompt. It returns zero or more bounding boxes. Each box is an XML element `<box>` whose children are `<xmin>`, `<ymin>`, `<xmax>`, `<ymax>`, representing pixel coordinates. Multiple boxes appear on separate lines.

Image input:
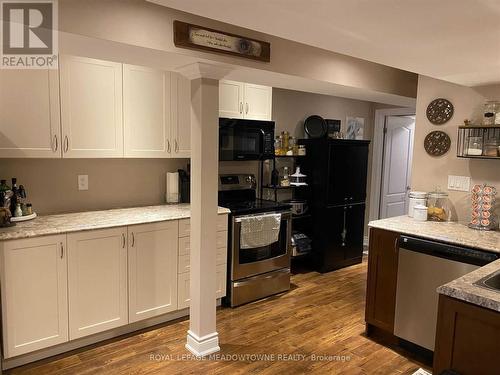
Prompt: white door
<box><xmin>379</xmin><ymin>116</ymin><xmax>415</xmax><ymax>218</ymax></box>
<box><xmin>219</xmin><ymin>80</ymin><xmax>244</xmax><ymax>119</ymax></box>
<box><xmin>0</xmin><ymin>69</ymin><xmax>61</xmax><ymax>158</ymax></box>
<box><xmin>243</xmin><ymin>83</ymin><xmax>272</xmax><ymax>120</ymax></box>
<box><xmin>67</xmin><ymin>227</ymin><xmax>128</xmax><ymax>339</ymax></box>
<box><xmin>0</xmin><ymin>235</ymin><xmax>68</xmax><ymax>358</ymax></box>
<box><xmin>128</xmin><ymin>221</ymin><xmax>178</xmax><ymax>323</ymax></box>
<box><xmin>60</xmin><ymin>55</ymin><xmax>123</xmax><ymax>158</ymax></box>
<box><xmin>123</xmin><ymin>65</ymin><xmax>171</xmax><ymax>158</ymax></box>
<box><xmin>171</xmin><ymin>73</ymin><xmax>191</xmax><ymax>158</ymax></box>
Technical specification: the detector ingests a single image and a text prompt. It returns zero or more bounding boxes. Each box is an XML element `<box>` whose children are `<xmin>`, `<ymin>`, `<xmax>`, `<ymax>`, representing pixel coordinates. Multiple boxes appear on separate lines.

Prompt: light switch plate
<box><xmin>447</xmin><ymin>175</ymin><xmax>470</xmax><ymax>192</ymax></box>
<box><xmin>78</xmin><ymin>175</ymin><xmax>89</xmax><ymax>191</ymax></box>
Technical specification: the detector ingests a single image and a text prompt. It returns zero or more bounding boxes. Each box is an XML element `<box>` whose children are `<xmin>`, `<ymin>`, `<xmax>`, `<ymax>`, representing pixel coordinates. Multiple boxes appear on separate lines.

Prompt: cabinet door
<box><xmin>67</xmin><ymin>227</ymin><xmax>128</xmax><ymax>339</ymax></box>
<box><xmin>327</xmin><ymin>143</ymin><xmax>369</xmax><ymax>206</ymax></box>
<box><xmin>0</xmin><ymin>235</ymin><xmax>68</xmax><ymax>358</ymax></box>
<box><xmin>365</xmin><ymin>228</ymin><xmax>399</xmax><ymax>333</ymax></box>
<box><xmin>171</xmin><ymin>72</ymin><xmax>191</xmax><ymax>158</ymax></box>
<box><xmin>128</xmin><ymin>222</ymin><xmax>178</xmax><ymax>323</ymax></box>
<box><xmin>60</xmin><ymin>55</ymin><xmax>123</xmax><ymax>158</ymax></box>
<box><xmin>315</xmin><ymin>206</ymin><xmax>347</xmax><ymax>271</ymax></box>
<box><xmin>0</xmin><ymin>69</ymin><xmax>61</xmax><ymax>158</ymax></box>
<box><xmin>123</xmin><ymin>65</ymin><xmax>171</xmax><ymax>158</ymax></box>
<box><xmin>243</xmin><ymin>83</ymin><xmax>272</xmax><ymax>120</ymax></box>
<box><xmin>219</xmin><ymin>80</ymin><xmax>244</xmax><ymax>119</ymax></box>
<box><xmin>344</xmin><ymin>204</ymin><xmax>366</xmax><ymax>262</ymax></box>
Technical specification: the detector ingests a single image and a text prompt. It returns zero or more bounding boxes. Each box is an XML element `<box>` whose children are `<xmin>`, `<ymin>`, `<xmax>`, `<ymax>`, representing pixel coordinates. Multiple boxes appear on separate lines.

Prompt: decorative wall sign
<box><xmin>426</xmin><ymin>98</ymin><xmax>454</xmax><ymax>125</ymax></box>
<box><xmin>173</xmin><ymin>21</ymin><xmax>270</xmax><ymax>62</ymax></box>
<box><xmin>424</xmin><ymin>130</ymin><xmax>451</xmax><ymax>156</ymax></box>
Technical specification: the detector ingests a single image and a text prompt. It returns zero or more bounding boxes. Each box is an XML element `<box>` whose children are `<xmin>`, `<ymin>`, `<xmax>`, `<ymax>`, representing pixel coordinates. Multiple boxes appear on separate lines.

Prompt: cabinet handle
<box><xmin>341</xmin><ymin>206</ymin><xmax>347</xmax><ymax>247</ymax></box>
<box><xmin>53</xmin><ymin>135</ymin><xmax>58</xmax><ymax>152</ymax></box>
<box><xmin>167</xmin><ymin>139</ymin><xmax>171</xmax><ymax>153</ymax></box>
<box><xmin>60</xmin><ymin>242</ymin><xmax>64</xmax><ymax>259</ymax></box>
<box><xmin>394</xmin><ymin>236</ymin><xmax>399</xmax><ymax>253</ymax></box>
<box><xmin>122</xmin><ymin>233</ymin><xmax>125</xmax><ymax>248</ymax></box>
<box><xmin>175</xmin><ymin>139</ymin><xmax>178</xmax><ymax>153</ymax></box>
<box><xmin>239</xmin><ymin>102</ymin><xmax>243</xmax><ymax>114</ymax></box>
<box><xmin>131</xmin><ymin>232</ymin><xmax>135</xmax><ymax>247</ymax></box>
<box><xmin>245</xmin><ymin>102</ymin><xmax>249</xmax><ymax>114</ymax></box>
<box><xmin>64</xmin><ymin>136</ymin><xmax>69</xmax><ymax>153</ymax></box>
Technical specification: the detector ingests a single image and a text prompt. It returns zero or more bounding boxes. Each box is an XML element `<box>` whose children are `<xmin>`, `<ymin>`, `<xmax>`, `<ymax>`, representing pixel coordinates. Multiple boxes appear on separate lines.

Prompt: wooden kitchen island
<box><xmin>365</xmin><ymin>216</ymin><xmax>500</xmax><ymax>374</ymax></box>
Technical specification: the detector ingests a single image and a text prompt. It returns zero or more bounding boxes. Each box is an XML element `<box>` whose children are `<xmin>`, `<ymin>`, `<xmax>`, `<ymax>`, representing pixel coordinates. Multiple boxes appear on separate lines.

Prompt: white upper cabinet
<box><xmin>60</xmin><ymin>55</ymin><xmax>123</xmax><ymax>158</ymax></box>
<box><xmin>67</xmin><ymin>227</ymin><xmax>128</xmax><ymax>339</ymax></box>
<box><xmin>123</xmin><ymin>65</ymin><xmax>171</xmax><ymax>158</ymax></box>
<box><xmin>219</xmin><ymin>80</ymin><xmax>272</xmax><ymax>120</ymax></box>
<box><xmin>0</xmin><ymin>69</ymin><xmax>61</xmax><ymax>158</ymax></box>
<box><xmin>244</xmin><ymin>83</ymin><xmax>273</xmax><ymax>120</ymax></box>
<box><xmin>171</xmin><ymin>72</ymin><xmax>191</xmax><ymax>158</ymax></box>
<box><xmin>219</xmin><ymin>80</ymin><xmax>244</xmax><ymax>119</ymax></box>
<box><xmin>128</xmin><ymin>221</ymin><xmax>178</xmax><ymax>323</ymax></box>
<box><xmin>0</xmin><ymin>235</ymin><xmax>68</xmax><ymax>358</ymax></box>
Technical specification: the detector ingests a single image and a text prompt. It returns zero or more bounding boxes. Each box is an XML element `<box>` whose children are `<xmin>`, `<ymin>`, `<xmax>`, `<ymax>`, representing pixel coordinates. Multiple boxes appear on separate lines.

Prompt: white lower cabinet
<box><xmin>128</xmin><ymin>222</ymin><xmax>178</xmax><ymax>323</ymax></box>
<box><xmin>0</xmin><ymin>235</ymin><xmax>68</xmax><ymax>358</ymax></box>
<box><xmin>177</xmin><ymin>217</ymin><xmax>229</xmax><ymax>309</ymax></box>
<box><xmin>67</xmin><ymin>227</ymin><xmax>128</xmax><ymax>340</ymax></box>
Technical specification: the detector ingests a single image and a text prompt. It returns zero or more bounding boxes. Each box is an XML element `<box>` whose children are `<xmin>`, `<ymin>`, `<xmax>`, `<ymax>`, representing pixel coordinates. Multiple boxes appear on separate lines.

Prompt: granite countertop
<box><xmin>369</xmin><ymin>216</ymin><xmax>500</xmax><ymax>254</ymax></box>
<box><xmin>369</xmin><ymin>216</ymin><xmax>500</xmax><ymax>312</ymax></box>
<box><xmin>0</xmin><ymin>204</ymin><xmax>231</xmax><ymax>241</ymax></box>
<box><xmin>437</xmin><ymin>259</ymin><xmax>500</xmax><ymax>312</ymax></box>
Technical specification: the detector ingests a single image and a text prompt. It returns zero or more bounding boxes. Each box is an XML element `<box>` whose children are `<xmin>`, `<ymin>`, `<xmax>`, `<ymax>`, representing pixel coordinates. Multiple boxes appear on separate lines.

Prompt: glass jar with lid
<box><xmin>483</xmin><ymin>101</ymin><xmax>500</xmax><ymax>126</ymax></box>
<box><xmin>466</xmin><ymin>136</ymin><xmax>483</xmax><ymax>156</ymax></box>
<box><xmin>427</xmin><ymin>190</ymin><xmax>451</xmax><ymax>222</ymax></box>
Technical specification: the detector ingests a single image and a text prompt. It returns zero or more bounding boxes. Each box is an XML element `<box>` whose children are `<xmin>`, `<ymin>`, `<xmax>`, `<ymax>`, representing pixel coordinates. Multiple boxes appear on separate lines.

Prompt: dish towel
<box><xmin>239</xmin><ymin>213</ymin><xmax>282</xmax><ymax>249</ymax></box>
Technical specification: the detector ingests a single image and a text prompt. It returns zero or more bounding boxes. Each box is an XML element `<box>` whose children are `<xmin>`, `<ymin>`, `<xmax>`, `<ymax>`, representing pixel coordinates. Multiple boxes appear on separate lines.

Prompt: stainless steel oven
<box><xmin>232</xmin><ymin>211</ymin><xmax>292</xmax><ymax>280</ymax></box>
<box><xmin>228</xmin><ymin>210</ymin><xmax>292</xmax><ymax>307</ymax></box>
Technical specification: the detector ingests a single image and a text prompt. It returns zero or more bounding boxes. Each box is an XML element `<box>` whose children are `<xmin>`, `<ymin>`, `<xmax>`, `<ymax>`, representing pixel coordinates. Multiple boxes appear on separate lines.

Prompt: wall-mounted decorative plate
<box><xmin>426</xmin><ymin>98</ymin><xmax>454</xmax><ymax>125</ymax></box>
<box><xmin>424</xmin><ymin>130</ymin><xmax>451</xmax><ymax>156</ymax></box>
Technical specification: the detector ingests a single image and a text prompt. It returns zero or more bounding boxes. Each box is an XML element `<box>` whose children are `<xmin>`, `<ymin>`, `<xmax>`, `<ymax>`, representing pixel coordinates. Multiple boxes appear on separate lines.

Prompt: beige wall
<box><xmin>58</xmin><ymin>0</ymin><xmax>417</xmax><ymax>100</ymax></box>
<box><xmin>411</xmin><ymin>76</ymin><xmax>500</xmax><ymax>222</ymax></box>
<box><xmin>0</xmin><ymin>158</ymin><xmax>188</xmax><ymax>214</ymax></box>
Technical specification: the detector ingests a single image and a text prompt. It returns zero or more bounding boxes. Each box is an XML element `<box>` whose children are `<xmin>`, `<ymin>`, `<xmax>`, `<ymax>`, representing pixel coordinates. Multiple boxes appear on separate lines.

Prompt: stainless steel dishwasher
<box><xmin>394</xmin><ymin>235</ymin><xmax>498</xmax><ymax>351</ymax></box>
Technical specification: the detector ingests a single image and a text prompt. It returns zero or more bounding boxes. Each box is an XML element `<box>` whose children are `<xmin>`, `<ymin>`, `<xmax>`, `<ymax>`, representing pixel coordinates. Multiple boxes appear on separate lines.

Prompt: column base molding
<box><xmin>185</xmin><ymin>330</ymin><xmax>220</xmax><ymax>357</ymax></box>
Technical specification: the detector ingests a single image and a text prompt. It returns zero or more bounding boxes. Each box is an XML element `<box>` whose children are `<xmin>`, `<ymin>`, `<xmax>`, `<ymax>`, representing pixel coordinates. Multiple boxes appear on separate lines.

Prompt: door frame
<box><xmin>369</xmin><ymin>107</ymin><xmax>416</xmax><ymax>224</ymax></box>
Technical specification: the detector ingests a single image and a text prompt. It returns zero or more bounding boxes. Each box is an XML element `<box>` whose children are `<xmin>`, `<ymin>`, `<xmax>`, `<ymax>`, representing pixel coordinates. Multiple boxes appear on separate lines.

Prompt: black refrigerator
<box><xmin>299</xmin><ymin>138</ymin><xmax>370</xmax><ymax>273</ymax></box>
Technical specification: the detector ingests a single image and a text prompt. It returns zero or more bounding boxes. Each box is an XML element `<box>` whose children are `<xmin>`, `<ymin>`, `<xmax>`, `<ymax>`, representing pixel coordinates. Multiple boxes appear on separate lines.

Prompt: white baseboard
<box><xmin>185</xmin><ymin>330</ymin><xmax>220</xmax><ymax>357</ymax></box>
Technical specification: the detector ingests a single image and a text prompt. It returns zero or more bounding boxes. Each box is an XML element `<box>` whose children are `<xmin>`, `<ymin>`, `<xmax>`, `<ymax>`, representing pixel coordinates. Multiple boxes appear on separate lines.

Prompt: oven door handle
<box><xmin>234</xmin><ymin>211</ymin><xmax>292</xmax><ymax>222</ymax></box>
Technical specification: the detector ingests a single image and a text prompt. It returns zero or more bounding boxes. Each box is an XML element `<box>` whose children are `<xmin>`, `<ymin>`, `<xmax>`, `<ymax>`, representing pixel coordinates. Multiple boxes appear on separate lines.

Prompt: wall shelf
<box><xmin>457</xmin><ymin>125</ymin><xmax>500</xmax><ymax>159</ymax></box>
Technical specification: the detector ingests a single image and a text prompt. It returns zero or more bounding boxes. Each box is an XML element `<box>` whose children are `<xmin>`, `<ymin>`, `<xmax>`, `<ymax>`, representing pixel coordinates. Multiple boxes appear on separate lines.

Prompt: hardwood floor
<box><xmin>7</xmin><ymin>259</ymin><xmax>428</xmax><ymax>375</ymax></box>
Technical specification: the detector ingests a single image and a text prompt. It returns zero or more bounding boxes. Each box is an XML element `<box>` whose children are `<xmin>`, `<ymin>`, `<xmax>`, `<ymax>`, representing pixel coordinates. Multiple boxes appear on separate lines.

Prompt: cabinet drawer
<box><xmin>178</xmin><ymin>219</ymin><xmax>190</xmax><ymax>238</ymax></box>
<box><xmin>178</xmin><ymin>254</ymin><xmax>190</xmax><ymax>274</ymax></box>
<box><xmin>216</xmin><ymin>264</ymin><xmax>227</xmax><ymax>299</ymax></box>
<box><xmin>178</xmin><ymin>215</ymin><xmax>228</xmax><ymax>238</ymax></box>
<box><xmin>216</xmin><ymin>247</ymin><xmax>227</xmax><ymax>266</ymax></box>
<box><xmin>179</xmin><ymin>237</ymin><xmax>190</xmax><ymax>256</ymax></box>
<box><xmin>217</xmin><ymin>231</ymin><xmax>228</xmax><ymax>249</ymax></box>
<box><xmin>217</xmin><ymin>215</ymin><xmax>228</xmax><ymax>232</ymax></box>
<box><xmin>177</xmin><ymin>272</ymin><xmax>190</xmax><ymax>309</ymax></box>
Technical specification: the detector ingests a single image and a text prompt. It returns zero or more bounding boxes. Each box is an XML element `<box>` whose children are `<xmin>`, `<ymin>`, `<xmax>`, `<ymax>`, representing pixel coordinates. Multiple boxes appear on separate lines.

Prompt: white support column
<box><xmin>177</xmin><ymin>63</ymin><xmax>230</xmax><ymax>357</ymax></box>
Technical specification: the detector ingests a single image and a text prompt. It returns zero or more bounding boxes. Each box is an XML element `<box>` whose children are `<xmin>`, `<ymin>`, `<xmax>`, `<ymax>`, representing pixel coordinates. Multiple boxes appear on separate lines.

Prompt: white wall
<box><xmin>411</xmin><ymin>76</ymin><xmax>500</xmax><ymax>222</ymax></box>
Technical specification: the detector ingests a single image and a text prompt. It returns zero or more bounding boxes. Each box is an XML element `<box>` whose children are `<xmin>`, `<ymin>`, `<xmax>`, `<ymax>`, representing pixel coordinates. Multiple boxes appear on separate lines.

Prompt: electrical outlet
<box><xmin>78</xmin><ymin>175</ymin><xmax>89</xmax><ymax>191</ymax></box>
<box><xmin>447</xmin><ymin>175</ymin><xmax>470</xmax><ymax>192</ymax></box>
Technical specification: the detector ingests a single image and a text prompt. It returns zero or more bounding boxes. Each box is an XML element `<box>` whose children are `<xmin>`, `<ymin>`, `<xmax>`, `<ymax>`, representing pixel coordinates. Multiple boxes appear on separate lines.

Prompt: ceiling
<box><xmin>149</xmin><ymin>0</ymin><xmax>500</xmax><ymax>87</ymax></box>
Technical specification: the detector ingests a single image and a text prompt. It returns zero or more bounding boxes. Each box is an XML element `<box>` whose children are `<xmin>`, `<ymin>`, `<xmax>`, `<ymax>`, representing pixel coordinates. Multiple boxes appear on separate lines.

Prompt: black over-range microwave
<box><xmin>219</xmin><ymin>118</ymin><xmax>275</xmax><ymax>161</ymax></box>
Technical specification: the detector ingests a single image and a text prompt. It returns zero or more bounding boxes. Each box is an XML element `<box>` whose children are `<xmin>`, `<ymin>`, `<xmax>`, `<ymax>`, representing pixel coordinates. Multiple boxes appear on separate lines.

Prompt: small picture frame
<box><xmin>346</xmin><ymin>117</ymin><xmax>365</xmax><ymax>140</ymax></box>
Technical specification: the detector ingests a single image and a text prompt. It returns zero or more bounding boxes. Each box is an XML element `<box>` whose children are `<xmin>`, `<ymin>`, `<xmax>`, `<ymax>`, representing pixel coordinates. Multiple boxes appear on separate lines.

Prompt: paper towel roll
<box><xmin>166</xmin><ymin>172</ymin><xmax>179</xmax><ymax>203</ymax></box>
